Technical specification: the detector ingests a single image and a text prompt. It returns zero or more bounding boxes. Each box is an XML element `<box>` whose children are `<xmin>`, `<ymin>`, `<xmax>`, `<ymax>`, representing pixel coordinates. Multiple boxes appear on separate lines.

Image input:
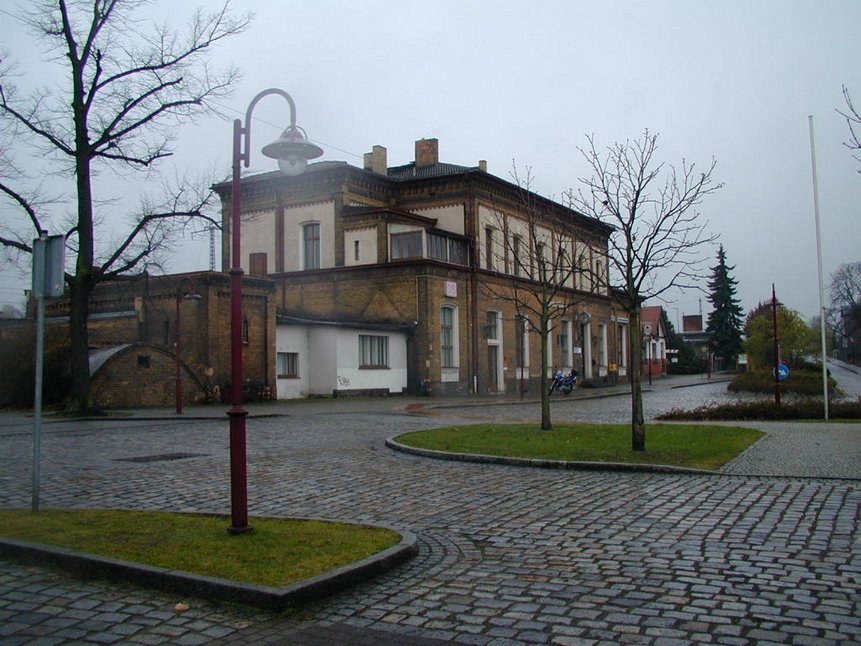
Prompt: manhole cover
<box><xmin>117</xmin><ymin>452</ymin><xmax>208</xmax><ymax>463</ymax></box>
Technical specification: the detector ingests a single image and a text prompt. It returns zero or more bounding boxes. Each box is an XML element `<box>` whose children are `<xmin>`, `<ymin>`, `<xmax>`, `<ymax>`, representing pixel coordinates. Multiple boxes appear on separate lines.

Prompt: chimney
<box><xmin>478</xmin><ymin>160</ymin><xmax>487</xmax><ymax>172</ymax></box>
<box><xmin>363</xmin><ymin>145</ymin><xmax>387</xmax><ymax>175</ymax></box>
<box><xmin>415</xmin><ymin>138</ymin><xmax>439</xmax><ymax>167</ymax></box>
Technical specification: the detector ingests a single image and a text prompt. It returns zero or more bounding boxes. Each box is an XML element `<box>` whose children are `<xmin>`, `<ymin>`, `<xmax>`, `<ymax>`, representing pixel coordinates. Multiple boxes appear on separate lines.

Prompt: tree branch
<box><xmin>0</xmin><ymin>179</ymin><xmax>43</xmax><ymax>233</ymax></box>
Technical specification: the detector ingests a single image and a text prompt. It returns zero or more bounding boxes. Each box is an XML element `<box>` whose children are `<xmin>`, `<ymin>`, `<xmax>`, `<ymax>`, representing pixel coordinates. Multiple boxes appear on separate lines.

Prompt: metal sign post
<box><xmin>31</xmin><ymin>232</ymin><xmax>65</xmax><ymax>512</ymax></box>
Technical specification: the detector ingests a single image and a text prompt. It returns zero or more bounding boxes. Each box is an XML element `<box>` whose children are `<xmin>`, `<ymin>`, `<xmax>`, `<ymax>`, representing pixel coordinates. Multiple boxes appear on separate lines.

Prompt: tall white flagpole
<box><xmin>808</xmin><ymin>115</ymin><xmax>829</xmax><ymax>421</ymax></box>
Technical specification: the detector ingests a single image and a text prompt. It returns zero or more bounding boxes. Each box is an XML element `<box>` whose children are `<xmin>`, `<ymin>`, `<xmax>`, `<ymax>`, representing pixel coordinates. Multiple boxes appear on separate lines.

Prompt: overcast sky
<box><xmin>1</xmin><ymin>0</ymin><xmax>859</xmax><ymax>326</ymax></box>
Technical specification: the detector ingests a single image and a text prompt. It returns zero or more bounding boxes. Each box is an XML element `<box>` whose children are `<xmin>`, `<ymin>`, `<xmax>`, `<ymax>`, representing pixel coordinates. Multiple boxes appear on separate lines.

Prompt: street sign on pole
<box><xmin>32</xmin><ymin>234</ymin><xmax>66</xmax><ymax>298</ymax></box>
<box><xmin>777</xmin><ymin>363</ymin><xmax>790</xmax><ymax>381</ymax></box>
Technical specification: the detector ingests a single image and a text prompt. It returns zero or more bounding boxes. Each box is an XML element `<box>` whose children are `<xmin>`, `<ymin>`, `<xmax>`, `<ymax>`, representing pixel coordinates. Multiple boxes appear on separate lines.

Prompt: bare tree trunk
<box><xmin>68</xmin><ymin>279</ymin><xmax>93</xmax><ymax>412</ymax></box>
<box><xmin>628</xmin><ymin>307</ymin><xmax>646</xmax><ymax>451</ymax></box>
<box><xmin>69</xmin><ymin>54</ymin><xmax>95</xmax><ymax>413</ymax></box>
<box><xmin>539</xmin><ymin>317</ymin><xmax>551</xmax><ymax>430</ymax></box>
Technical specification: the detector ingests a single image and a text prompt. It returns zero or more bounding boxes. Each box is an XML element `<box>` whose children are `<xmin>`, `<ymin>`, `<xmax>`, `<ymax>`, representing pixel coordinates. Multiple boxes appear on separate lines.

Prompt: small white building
<box><xmin>276</xmin><ymin>316</ymin><xmax>409</xmax><ymax>398</ymax></box>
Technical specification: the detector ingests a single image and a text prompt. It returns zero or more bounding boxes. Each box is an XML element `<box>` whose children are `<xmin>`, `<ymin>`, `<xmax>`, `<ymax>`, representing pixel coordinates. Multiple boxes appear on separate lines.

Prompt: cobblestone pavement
<box><xmin>1</xmin><ymin>376</ymin><xmax>860</xmax><ymax>645</ymax></box>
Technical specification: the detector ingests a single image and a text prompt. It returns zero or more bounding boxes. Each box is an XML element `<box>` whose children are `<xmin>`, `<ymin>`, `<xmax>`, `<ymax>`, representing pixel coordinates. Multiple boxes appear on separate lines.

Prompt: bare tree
<box><xmin>482</xmin><ymin>166</ymin><xmax>594</xmax><ymax>430</ymax></box>
<box><xmin>828</xmin><ymin>260</ymin><xmax>861</xmax><ymax>360</ymax></box>
<box><xmin>0</xmin><ymin>0</ymin><xmax>249</xmax><ymax>412</ymax></box>
<box><xmin>567</xmin><ymin>130</ymin><xmax>721</xmax><ymax>451</ymax></box>
<box><xmin>838</xmin><ymin>85</ymin><xmax>861</xmax><ymax>173</ymax></box>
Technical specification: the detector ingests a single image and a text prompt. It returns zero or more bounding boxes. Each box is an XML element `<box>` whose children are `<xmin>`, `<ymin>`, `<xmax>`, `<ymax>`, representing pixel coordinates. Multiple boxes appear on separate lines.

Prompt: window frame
<box><xmin>276</xmin><ymin>351</ymin><xmax>299</xmax><ymax>378</ymax></box>
<box><xmin>448</xmin><ymin>238</ymin><xmax>468</xmax><ymax>266</ymax></box>
<box><xmin>359</xmin><ymin>334</ymin><xmax>389</xmax><ymax>369</ymax></box>
<box><xmin>484</xmin><ymin>226</ymin><xmax>495</xmax><ymax>271</ymax></box>
<box><xmin>391</xmin><ymin>230</ymin><xmax>423</xmax><ymax>260</ymax></box>
<box><xmin>303</xmin><ymin>222</ymin><xmax>321</xmax><ymax>270</ymax></box>
<box><xmin>441</xmin><ymin>305</ymin><xmax>459</xmax><ymax>368</ymax></box>
<box><xmin>485</xmin><ymin>310</ymin><xmax>499</xmax><ymax>341</ymax></box>
<box><xmin>428</xmin><ymin>232</ymin><xmax>448</xmax><ymax>261</ymax></box>
<box><xmin>512</xmin><ymin>234</ymin><xmax>523</xmax><ymax>277</ymax></box>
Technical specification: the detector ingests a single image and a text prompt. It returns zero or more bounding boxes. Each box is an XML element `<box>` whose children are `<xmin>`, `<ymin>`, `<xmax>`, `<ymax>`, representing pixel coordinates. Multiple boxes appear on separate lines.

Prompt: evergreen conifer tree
<box><xmin>706</xmin><ymin>245</ymin><xmax>745</xmax><ymax>365</ymax></box>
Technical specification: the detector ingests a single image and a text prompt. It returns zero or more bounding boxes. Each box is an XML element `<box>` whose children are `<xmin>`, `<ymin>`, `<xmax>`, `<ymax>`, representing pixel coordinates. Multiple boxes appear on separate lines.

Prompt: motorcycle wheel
<box><xmin>549</xmin><ymin>382</ymin><xmax>558</xmax><ymax>395</ymax></box>
<box><xmin>562</xmin><ymin>385</ymin><xmax>572</xmax><ymax>395</ymax></box>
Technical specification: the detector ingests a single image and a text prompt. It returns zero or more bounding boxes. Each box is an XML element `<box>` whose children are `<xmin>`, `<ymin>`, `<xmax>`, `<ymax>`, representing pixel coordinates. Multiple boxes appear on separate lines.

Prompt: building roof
<box><xmin>210</xmin><ymin>146</ymin><xmax>614</xmax><ymax>238</ymax></box>
<box><xmin>641</xmin><ymin>306</ymin><xmax>664</xmax><ymax>334</ymax></box>
<box><xmin>386</xmin><ymin>162</ymin><xmax>478</xmax><ymax>181</ymax></box>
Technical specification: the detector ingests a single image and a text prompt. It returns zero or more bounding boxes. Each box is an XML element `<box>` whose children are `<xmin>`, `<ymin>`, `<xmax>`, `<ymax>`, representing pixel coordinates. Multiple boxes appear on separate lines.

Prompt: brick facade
<box><xmin>89</xmin><ymin>344</ymin><xmax>206</xmax><ymax>409</ymax></box>
<box><xmin>213</xmin><ymin>138</ymin><xmax>626</xmax><ymax>398</ymax></box>
<box><xmin>4</xmin><ymin>272</ymin><xmax>275</xmax><ymax>409</ymax></box>
<box><xmin>3</xmin><ymin>138</ymin><xmax>627</xmax><ymax>408</ymax></box>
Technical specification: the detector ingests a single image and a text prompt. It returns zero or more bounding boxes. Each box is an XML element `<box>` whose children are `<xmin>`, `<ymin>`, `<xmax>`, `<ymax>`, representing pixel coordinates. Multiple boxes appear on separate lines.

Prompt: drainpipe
<box><xmin>466</xmin><ymin>175</ymin><xmax>480</xmax><ymax>395</ymax></box>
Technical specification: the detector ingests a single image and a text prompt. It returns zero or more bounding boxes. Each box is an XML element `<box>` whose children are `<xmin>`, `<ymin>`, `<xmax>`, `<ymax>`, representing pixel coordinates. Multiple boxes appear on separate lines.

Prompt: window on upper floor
<box><xmin>486</xmin><ymin>310</ymin><xmax>499</xmax><ymax>341</ymax></box>
<box><xmin>595</xmin><ymin>258</ymin><xmax>606</xmax><ymax>292</ymax></box>
<box><xmin>535</xmin><ymin>242</ymin><xmax>547</xmax><ymax>280</ymax></box>
<box><xmin>303</xmin><ymin>222</ymin><xmax>320</xmax><ymax>270</ymax></box>
<box><xmin>448</xmin><ymin>238</ymin><xmax>468</xmax><ymax>266</ymax></box>
<box><xmin>250</xmin><ymin>252</ymin><xmax>268</xmax><ymax>277</ymax></box>
<box><xmin>427</xmin><ymin>233</ymin><xmax>468</xmax><ymax>266</ymax></box>
<box><xmin>512</xmin><ymin>234</ymin><xmax>523</xmax><ymax>276</ymax></box>
<box><xmin>391</xmin><ymin>231</ymin><xmax>422</xmax><ymax>260</ymax></box>
<box><xmin>428</xmin><ymin>233</ymin><xmax>448</xmax><ymax>261</ymax></box>
<box><xmin>484</xmin><ymin>227</ymin><xmax>495</xmax><ymax>271</ymax></box>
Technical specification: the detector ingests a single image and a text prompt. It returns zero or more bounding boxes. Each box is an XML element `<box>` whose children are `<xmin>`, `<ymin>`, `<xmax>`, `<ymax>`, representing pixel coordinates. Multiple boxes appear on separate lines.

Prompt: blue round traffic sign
<box><xmin>777</xmin><ymin>363</ymin><xmax>790</xmax><ymax>380</ymax></box>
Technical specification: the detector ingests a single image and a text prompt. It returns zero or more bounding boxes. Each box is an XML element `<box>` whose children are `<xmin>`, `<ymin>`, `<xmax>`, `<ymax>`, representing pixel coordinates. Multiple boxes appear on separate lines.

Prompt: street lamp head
<box><xmin>261</xmin><ymin>125</ymin><xmax>323</xmax><ymax>176</ymax></box>
<box><xmin>177</xmin><ymin>277</ymin><xmax>202</xmax><ymax>302</ymax></box>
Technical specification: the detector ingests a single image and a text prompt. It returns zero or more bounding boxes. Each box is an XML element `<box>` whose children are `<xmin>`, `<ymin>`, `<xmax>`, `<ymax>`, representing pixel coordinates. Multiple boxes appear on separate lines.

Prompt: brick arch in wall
<box><xmin>90</xmin><ymin>343</ymin><xmax>206</xmax><ymax>409</ymax></box>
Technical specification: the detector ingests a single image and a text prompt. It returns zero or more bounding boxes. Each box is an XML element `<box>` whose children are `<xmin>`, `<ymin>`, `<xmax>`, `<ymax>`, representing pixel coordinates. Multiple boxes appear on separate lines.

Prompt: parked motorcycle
<box><xmin>548</xmin><ymin>369</ymin><xmax>579</xmax><ymax>395</ymax></box>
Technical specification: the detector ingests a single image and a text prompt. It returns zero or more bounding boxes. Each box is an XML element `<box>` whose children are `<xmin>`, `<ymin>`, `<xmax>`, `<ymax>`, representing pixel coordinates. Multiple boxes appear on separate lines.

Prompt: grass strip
<box><xmin>396</xmin><ymin>423</ymin><xmax>763</xmax><ymax>471</ymax></box>
<box><xmin>0</xmin><ymin>509</ymin><xmax>400</xmax><ymax>588</ymax></box>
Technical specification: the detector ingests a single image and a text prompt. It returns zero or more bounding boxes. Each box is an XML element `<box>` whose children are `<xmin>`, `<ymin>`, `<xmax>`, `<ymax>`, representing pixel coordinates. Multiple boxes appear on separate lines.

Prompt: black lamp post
<box><xmin>227</xmin><ymin>89</ymin><xmax>322</xmax><ymax>534</ymax></box>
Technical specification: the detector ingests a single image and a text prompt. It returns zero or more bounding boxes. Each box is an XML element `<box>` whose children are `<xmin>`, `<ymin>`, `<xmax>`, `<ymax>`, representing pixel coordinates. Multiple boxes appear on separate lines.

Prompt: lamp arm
<box><xmin>238</xmin><ymin>88</ymin><xmax>299</xmax><ymax>168</ymax></box>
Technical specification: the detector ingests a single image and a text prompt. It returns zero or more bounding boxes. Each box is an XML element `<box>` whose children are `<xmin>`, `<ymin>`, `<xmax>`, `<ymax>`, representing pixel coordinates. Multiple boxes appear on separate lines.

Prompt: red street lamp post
<box><xmin>175</xmin><ymin>278</ymin><xmax>202</xmax><ymax>415</ymax></box>
<box><xmin>227</xmin><ymin>89</ymin><xmax>322</xmax><ymax>534</ymax></box>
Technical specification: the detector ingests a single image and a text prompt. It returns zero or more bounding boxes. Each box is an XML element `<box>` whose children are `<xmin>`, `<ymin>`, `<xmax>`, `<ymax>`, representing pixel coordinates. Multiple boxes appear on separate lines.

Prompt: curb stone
<box><xmin>0</xmin><ymin>517</ymin><xmax>417</xmax><ymax>611</ymax></box>
<box><xmin>385</xmin><ymin>435</ymin><xmax>717</xmax><ymax>475</ymax></box>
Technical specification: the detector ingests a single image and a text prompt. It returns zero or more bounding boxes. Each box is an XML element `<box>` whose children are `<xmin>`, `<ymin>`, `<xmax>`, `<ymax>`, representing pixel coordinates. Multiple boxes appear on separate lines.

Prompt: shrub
<box><xmin>657</xmin><ymin>398</ymin><xmax>861</xmax><ymax>421</ymax></box>
<box><xmin>729</xmin><ymin>369</ymin><xmax>836</xmax><ymax>396</ymax></box>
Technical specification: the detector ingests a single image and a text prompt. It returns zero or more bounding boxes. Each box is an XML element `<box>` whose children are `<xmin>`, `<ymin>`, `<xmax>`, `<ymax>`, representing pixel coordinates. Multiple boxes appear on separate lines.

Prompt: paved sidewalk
<box><xmin>0</xmin><ymin>380</ymin><xmax>859</xmax><ymax>645</ymax></box>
